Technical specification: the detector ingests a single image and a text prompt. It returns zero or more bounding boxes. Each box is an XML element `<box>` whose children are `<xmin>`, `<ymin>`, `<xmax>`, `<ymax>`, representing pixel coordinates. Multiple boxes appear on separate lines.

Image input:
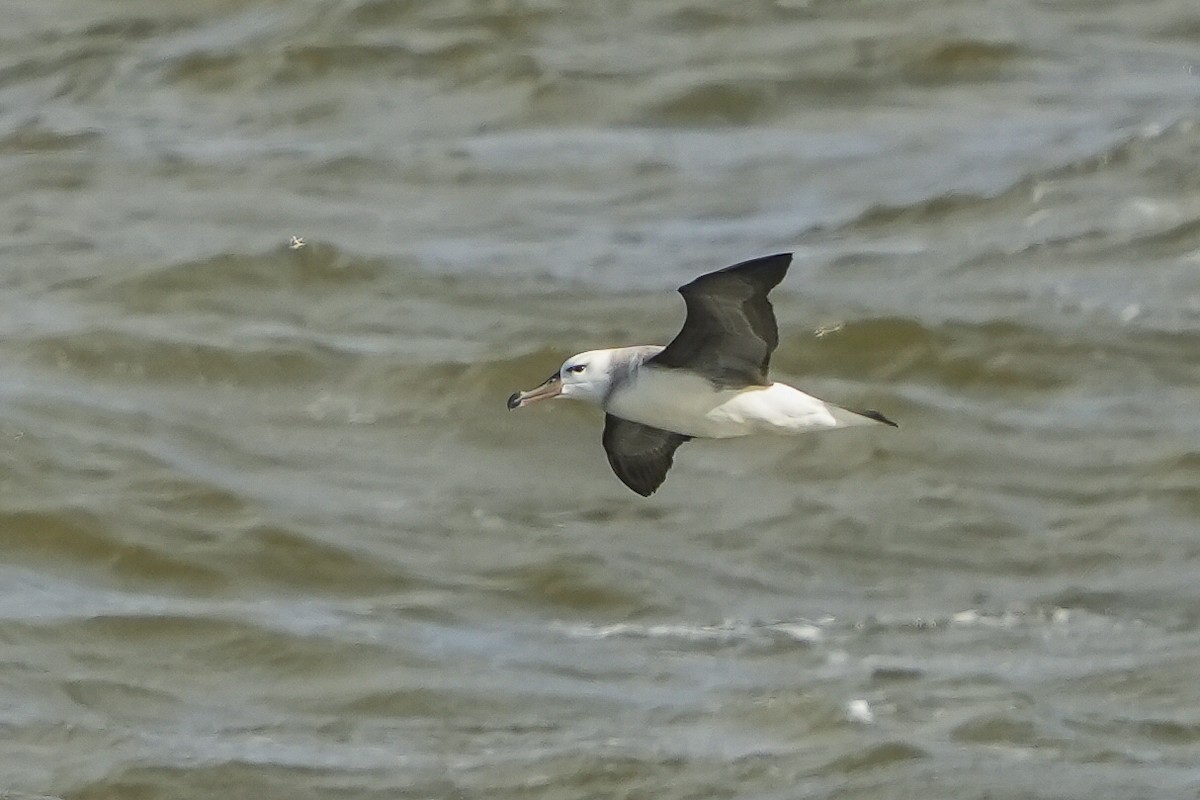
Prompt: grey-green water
<box><xmin>3</xmin><ymin>1</ymin><xmax>1200</xmax><ymax>798</ymax></box>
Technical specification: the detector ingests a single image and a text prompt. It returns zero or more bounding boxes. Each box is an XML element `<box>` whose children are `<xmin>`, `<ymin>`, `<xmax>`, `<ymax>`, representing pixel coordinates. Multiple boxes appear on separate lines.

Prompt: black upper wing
<box><xmin>602</xmin><ymin>415</ymin><xmax>692</xmax><ymax>497</ymax></box>
<box><xmin>648</xmin><ymin>253</ymin><xmax>792</xmax><ymax>388</ymax></box>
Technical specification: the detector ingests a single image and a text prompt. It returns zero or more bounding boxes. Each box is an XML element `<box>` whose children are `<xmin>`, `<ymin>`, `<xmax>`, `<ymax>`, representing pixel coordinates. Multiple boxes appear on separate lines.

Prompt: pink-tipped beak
<box><xmin>507</xmin><ymin>373</ymin><xmax>562</xmax><ymax>409</ymax></box>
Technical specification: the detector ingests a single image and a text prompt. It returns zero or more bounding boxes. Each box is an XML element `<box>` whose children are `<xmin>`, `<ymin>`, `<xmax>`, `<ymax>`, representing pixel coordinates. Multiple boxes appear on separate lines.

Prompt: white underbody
<box><xmin>604</xmin><ymin>366</ymin><xmax>874</xmax><ymax>439</ymax></box>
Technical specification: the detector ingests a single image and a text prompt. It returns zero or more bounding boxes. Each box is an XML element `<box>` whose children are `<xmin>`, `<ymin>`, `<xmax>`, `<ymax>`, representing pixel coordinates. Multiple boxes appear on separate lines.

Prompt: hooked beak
<box><xmin>507</xmin><ymin>372</ymin><xmax>562</xmax><ymax>410</ymax></box>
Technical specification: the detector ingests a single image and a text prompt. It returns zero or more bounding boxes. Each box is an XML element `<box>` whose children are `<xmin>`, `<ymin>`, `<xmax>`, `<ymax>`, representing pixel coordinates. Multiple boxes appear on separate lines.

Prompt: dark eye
<box><xmin>566</xmin><ymin>364</ymin><xmax>586</xmax><ymax>374</ymax></box>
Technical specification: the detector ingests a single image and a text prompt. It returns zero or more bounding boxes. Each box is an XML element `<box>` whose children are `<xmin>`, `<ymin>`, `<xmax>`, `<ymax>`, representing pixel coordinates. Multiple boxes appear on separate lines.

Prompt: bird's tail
<box><xmin>829</xmin><ymin>404</ymin><xmax>899</xmax><ymax>428</ymax></box>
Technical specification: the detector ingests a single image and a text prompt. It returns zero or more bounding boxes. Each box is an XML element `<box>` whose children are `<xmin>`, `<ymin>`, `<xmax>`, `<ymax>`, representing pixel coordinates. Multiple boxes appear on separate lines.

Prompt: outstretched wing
<box><xmin>648</xmin><ymin>253</ymin><xmax>792</xmax><ymax>388</ymax></box>
<box><xmin>602</xmin><ymin>415</ymin><xmax>692</xmax><ymax>497</ymax></box>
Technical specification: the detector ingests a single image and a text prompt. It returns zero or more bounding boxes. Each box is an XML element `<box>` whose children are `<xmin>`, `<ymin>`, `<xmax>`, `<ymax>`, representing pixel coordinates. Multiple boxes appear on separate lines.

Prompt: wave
<box><xmin>836</xmin><ymin>117</ymin><xmax>1200</xmax><ymax>234</ymax></box>
<box><xmin>0</xmin><ymin>507</ymin><xmax>420</xmax><ymax>595</ymax></box>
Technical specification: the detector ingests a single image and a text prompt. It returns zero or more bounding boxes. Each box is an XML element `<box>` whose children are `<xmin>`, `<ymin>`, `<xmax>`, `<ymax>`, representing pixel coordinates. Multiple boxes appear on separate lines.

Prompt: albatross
<box><xmin>507</xmin><ymin>253</ymin><xmax>896</xmax><ymax>496</ymax></box>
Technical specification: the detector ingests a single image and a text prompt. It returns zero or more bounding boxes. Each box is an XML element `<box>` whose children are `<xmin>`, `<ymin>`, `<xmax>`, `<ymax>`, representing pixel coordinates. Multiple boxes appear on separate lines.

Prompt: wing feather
<box><xmin>648</xmin><ymin>253</ymin><xmax>791</xmax><ymax>388</ymax></box>
<box><xmin>602</xmin><ymin>415</ymin><xmax>691</xmax><ymax>496</ymax></box>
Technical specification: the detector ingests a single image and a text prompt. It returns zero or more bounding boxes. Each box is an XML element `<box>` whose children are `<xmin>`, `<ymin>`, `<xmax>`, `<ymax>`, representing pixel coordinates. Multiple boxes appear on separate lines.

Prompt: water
<box><xmin>3</xmin><ymin>1</ymin><xmax>1200</xmax><ymax>797</ymax></box>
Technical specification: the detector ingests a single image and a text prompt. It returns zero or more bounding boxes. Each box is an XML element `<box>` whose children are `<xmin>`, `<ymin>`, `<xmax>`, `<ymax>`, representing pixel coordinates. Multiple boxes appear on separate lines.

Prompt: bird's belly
<box><xmin>607</xmin><ymin>373</ymin><xmax>844</xmax><ymax>438</ymax></box>
<box><xmin>605</xmin><ymin>369</ymin><xmax>761</xmax><ymax>438</ymax></box>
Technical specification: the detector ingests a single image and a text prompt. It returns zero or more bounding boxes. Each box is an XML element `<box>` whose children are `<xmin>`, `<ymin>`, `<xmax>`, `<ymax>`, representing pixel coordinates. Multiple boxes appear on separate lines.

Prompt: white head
<box><xmin>507</xmin><ymin>348</ymin><xmax>623</xmax><ymax>409</ymax></box>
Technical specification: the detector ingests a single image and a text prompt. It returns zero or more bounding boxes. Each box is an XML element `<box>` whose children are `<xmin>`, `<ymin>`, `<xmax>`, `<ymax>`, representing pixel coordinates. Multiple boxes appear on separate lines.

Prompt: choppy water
<box><xmin>3</xmin><ymin>1</ymin><xmax>1200</xmax><ymax>798</ymax></box>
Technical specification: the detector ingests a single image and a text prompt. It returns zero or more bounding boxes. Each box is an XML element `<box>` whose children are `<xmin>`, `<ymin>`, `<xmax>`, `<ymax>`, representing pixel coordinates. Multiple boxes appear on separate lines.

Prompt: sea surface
<box><xmin>3</xmin><ymin>1</ymin><xmax>1200</xmax><ymax>798</ymax></box>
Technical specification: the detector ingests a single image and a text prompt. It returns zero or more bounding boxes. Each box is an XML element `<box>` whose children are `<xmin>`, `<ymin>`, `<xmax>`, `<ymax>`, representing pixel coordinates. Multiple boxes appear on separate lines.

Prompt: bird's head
<box><xmin>507</xmin><ymin>349</ymin><xmax>617</xmax><ymax>409</ymax></box>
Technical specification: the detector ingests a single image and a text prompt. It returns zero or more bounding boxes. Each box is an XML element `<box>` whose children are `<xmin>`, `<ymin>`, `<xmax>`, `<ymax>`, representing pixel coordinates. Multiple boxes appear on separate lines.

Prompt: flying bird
<box><xmin>507</xmin><ymin>253</ymin><xmax>896</xmax><ymax>496</ymax></box>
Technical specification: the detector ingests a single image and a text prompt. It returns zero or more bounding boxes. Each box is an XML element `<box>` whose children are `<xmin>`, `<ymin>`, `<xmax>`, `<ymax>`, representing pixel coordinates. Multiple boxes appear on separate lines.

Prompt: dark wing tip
<box><xmin>681</xmin><ymin>252</ymin><xmax>793</xmax><ymax>294</ymax></box>
<box><xmin>858</xmin><ymin>409</ymin><xmax>899</xmax><ymax>428</ymax></box>
<box><xmin>624</xmin><ymin>469</ymin><xmax>660</xmax><ymax>497</ymax></box>
<box><xmin>606</xmin><ymin>454</ymin><xmax>665</xmax><ymax>496</ymax></box>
